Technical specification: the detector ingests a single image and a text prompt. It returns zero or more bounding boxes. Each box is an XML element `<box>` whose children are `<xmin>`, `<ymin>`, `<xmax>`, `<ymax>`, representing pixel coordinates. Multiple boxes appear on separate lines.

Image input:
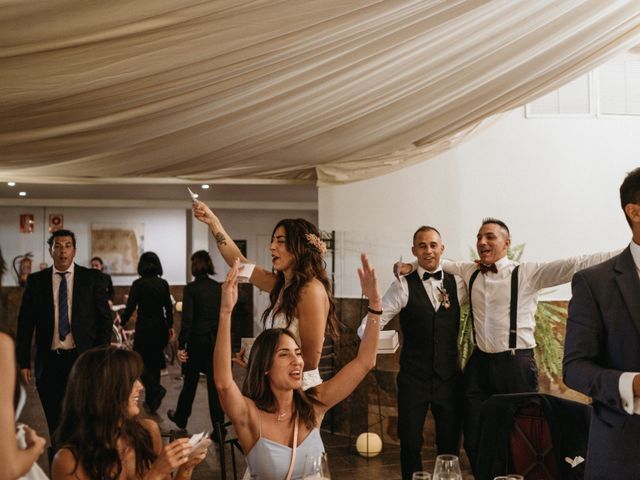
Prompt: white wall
<box><xmin>319</xmin><ymin>108</ymin><xmax>640</xmax><ymax>299</ymax></box>
<box><xmin>0</xmin><ymin>207</ymin><xmax>187</xmax><ymax>286</ymax></box>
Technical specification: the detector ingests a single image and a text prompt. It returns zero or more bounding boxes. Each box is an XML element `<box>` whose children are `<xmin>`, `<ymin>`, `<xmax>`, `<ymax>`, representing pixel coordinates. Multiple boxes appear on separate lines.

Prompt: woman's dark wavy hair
<box><xmin>191</xmin><ymin>250</ymin><xmax>215</xmax><ymax>276</ymax></box>
<box><xmin>243</xmin><ymin>328</ymin><xmax>317</xmax><ymax>429</ymax></box>
<box><xmin>261</xmin><ymin>219</ymin><xmax>338</xmax><ymax>338</ymax></box>
<box><xmin>55</xmin><ymin>346</ymin><xmax>156</xmax><ymax>479</ymax></box>
<box><xmin>137</xmin><ymin>251</ymin><xmax>163</xmax><ymax>277</ymax></box>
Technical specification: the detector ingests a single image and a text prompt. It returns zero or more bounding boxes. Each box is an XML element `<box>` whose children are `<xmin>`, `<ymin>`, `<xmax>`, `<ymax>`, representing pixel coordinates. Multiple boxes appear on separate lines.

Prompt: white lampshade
<box><xmin>355</xmin><ymin>432</ymin><xmax>382</xmax><ymax>458</ymax></box>
<box><xmin>175</xmin><ymin>301</ymin><xmax>183</xmax><ymax>312</ymax></box>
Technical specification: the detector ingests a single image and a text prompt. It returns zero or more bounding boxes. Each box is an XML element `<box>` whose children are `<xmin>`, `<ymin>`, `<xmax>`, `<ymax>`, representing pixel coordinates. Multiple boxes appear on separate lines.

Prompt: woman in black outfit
<box><xmin>167</xmin><ymin>250</ymin><xmax>224</xmax><ymax>432</ymax></box>
<box><xmin>121</xmin><ymin>252</ymin><xmax>173</xmax><ymax>413</ymax></box>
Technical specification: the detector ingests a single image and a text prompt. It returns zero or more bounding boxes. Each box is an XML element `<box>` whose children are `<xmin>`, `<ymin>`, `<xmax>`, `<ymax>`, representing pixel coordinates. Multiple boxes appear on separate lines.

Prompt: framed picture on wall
<box><xmin>91</xmin><ymin>223</ymin><xmax>144</xmax><ymax>275</ymax></box>
<box><xmin>234</xmin><ymin>239</ymin><xmax>247</xmax><ymax>258</ymax></box>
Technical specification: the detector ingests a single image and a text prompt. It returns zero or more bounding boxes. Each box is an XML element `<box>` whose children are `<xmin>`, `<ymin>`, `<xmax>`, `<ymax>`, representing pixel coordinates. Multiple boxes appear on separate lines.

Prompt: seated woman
<box><xmin>193</xmin><ymin>202</ymin><xmax>337</xmax><ymax>390</ymax></box>
<box><xmin>215</xmin><ymin>255</ymin><xmax>382</xmax><ymax>480</ymax></box>
<box><xmin>51</xmin><ymin>346</ymin><xmax>210</xmax><ymax>480</ymax></box>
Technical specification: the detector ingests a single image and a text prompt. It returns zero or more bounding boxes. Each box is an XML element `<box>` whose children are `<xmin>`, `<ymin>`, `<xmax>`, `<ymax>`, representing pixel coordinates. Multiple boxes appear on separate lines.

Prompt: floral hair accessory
<box><xmin>305</xmin><ymin>233</ymin><xmax>327</xmax><ymax>255</ymax></box>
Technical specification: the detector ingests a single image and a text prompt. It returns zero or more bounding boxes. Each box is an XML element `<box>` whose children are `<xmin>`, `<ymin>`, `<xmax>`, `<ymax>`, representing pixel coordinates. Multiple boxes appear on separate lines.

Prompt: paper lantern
<box><xmin>356</xmin><ymin>432</ymin><xmax>382</xmax><ymax>458</ymax></box>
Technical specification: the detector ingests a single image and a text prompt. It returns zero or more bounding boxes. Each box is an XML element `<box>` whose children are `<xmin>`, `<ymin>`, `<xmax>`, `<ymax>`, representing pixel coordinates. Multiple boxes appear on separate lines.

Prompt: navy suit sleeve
<box><xmin>563</xmin><ymin>271</ymin><xmax>624</xmax><ymax>413</ymax></box>
<box><xmin>93</xmin><ymin>271</ymin><xmax>113</xmax><ymax>346</ymax></box>
<box><xmin>16</xmin><ymin>273</ymin><xmax>37</xmax><ymax>369</ymax></box>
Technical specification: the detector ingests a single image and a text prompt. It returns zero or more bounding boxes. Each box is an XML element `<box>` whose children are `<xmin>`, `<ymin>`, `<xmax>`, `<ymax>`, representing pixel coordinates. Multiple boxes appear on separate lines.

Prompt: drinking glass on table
<box><xmin>506</xmin><ymin>476</ymin><xmax>524</xmax><ymax>480</ymax></box>
<box><xmin>412</xmin><ymin>472</ymin><xmax>432</xmax><ymax>480</ymax></box>
<box><xmin>434</xmin><ymin>474</ymin><xmax>461</xmax><ymax>480</ymax></box>
<box><xmin>433</xmin><ymin>454</ymin><xmax>462</xmax><ymax>479</ymax></box>
<box><xmin>302</xmin><ymin>452</ymin><xmax>331</xmax><ymax>479</ymax></box>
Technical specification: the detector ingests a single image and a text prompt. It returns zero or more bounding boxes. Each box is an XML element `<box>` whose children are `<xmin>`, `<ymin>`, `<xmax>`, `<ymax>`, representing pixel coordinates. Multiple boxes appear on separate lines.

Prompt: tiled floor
<box><xmin>21</xmin><ymin>361</ymin><xmax>473</xmax><ymax>479</ymax></box>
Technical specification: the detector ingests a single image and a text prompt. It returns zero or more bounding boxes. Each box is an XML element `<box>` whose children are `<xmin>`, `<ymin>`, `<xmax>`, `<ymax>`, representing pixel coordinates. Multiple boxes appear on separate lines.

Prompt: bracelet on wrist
<box><xmin>367</xmin><ymin>306</ymin><xmax>383</xmax><ymax>315</ymax></box>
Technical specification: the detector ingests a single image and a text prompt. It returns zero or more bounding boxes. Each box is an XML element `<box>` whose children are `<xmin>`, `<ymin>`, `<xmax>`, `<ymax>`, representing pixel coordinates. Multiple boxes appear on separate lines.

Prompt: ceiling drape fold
<box><xmin>1</xmin><ymin>0</ymin><xmax>639</xmax><ymax>185</ymax></box>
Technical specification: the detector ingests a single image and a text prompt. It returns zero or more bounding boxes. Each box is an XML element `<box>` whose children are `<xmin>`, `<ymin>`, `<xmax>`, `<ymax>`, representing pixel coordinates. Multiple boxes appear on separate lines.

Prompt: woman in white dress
<box><xmin>193</xmin><ymin>203</ymin><xmax>337</xmax><ymax>390</ymax></box>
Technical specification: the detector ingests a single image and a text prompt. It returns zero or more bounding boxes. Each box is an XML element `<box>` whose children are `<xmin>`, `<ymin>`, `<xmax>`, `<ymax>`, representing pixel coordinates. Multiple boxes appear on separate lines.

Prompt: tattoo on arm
<box><xmin>214</xmin><ymin>232</ymin><xmax>227</xmax><ymax>247</ymax></box>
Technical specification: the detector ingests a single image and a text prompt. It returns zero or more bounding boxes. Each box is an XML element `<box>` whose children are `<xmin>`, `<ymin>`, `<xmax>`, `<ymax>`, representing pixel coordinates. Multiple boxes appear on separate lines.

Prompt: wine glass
<box><xmin>302</xmin><ymin>452</ymin><xmax>331</xmax><ymax>479</ymax></box>
<box><xmin>412</xmin><ymin>472</ymin><xmax>432</xmax><ymax>480</ymax></box>
<box><xmin>433</xmin><ymin>454</ymin><xmax>462</xmax><ymax>480</ymax></box>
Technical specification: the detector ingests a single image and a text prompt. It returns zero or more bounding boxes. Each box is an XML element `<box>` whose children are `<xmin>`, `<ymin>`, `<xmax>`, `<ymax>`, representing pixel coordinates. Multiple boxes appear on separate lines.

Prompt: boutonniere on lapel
<box><xmin>436</xmin><ymin>286</ymin><xmax>451</xmax><ymax>309</ymax></box>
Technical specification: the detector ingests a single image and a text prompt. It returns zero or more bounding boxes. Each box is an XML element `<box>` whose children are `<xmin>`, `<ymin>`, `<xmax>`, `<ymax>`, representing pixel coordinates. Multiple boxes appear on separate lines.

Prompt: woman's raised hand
<box><xmin>357</xmin><ymin>254</ymin><xmax>381</xmax><ymax>305</ymax></box>
<box><xmin>192</xmin><ymin>201</ymin><xmax>217</xmax><ymax>226</ymax></box>
<box><xmin>221</xmin><ymin>258</ymin><xmax>240</xmax><ymax>313</ymax></box>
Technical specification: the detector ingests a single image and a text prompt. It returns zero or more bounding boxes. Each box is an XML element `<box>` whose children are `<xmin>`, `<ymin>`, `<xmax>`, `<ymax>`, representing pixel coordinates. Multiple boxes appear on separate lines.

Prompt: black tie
<box><xmin>422</xmin><ymin>270</ymin><xmax>442</xmax><ymax>281</ymax></box>
<box><xmin>57</xmin><ymin>272</ymin><xmax>70</xmax><ymax>341</ymax></box>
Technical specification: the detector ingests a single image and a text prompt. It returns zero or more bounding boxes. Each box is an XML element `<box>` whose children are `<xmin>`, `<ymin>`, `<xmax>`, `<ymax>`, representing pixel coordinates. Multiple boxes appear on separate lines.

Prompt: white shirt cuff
<box><xmin>618</xmin><ymin>372</ymin><xmax>640</xmax><ymax>414</ymax></box>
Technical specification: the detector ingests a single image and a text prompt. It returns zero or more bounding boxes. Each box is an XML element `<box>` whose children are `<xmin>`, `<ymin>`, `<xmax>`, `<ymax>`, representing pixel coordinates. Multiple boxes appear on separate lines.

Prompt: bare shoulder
<box><xmin>141</xmin><ymin>418</ymin><xmax>161</xmax><ymax>437</ymax></box>
<box><xmin>0</xmin><ymin>332</ymin><xmax>14</xmax><ymax>352</ymax></box>
<box><xmin>299</xmin><ymin>278</ymin><xmax>328</xmax><ymax>301</ymax></box>
<box><xmin>52</xmin><ymin>447</ymin><xmax>85</xmax><ymax>479</ymax></box>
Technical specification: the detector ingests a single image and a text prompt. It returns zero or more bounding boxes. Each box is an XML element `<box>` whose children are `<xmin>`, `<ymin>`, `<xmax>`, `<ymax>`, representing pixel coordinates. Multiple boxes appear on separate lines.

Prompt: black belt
<box><xmin>475</xmin><ymin>348</ymin><xmax>533</xmax><ymax>359</ymax></box>
<box><xmin>51</xmin><ymin>348</ymin><xmax>77</xmax><ymax>355</ymax></box>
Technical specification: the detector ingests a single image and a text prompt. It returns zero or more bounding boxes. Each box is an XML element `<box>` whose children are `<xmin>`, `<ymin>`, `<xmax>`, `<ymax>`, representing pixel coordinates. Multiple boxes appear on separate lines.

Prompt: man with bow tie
<box><xmin>402</xmin><ymin>218</ymin><xmax>616</xmax><ymax>474</ymax></box>
<box><xmin>359</xmin><ymin>226</ymin><xmax>466</xmax><ymax>480</ymax></box>
<box><xmin>16</xmin><ymin>229</ymin><xmax>112</xmax><ymax>442</ymax></box>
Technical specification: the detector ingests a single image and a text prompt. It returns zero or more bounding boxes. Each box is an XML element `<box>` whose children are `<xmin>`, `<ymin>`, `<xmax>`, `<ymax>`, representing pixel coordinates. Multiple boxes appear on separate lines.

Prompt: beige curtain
<box><xmin>1</xmin><ymin>0</ymin><xmax>640</xmax><ymax>185</ymax></box>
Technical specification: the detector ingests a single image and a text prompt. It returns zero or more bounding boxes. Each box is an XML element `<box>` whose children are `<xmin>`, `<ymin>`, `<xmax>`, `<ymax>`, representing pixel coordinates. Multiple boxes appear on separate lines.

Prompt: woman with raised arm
<box><xmin>51</xmin><ymin>346</ymin><xmax>210</xmax><ymax>480</ymax></box>
<box><xmin>193</xmin><ymin>203</ymin><xmax>337</xmax><ymax>390</ymax></box>
<box><xmin>214</xmin><ymin>255</ymin><xmax>381</xmax><ymax>480</ymax></box>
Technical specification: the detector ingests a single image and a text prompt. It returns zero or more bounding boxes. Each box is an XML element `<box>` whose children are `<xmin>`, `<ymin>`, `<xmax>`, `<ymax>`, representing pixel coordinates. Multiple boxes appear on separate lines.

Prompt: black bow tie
<box><xmin>422</xmin><ymin>271</ymin><xmax>442</xmax><ymax>281</ymax></box>
<box><xmin>477</xmin><ymin>262</ymin><xmax>498</xmax><ymax>274</ymax></box>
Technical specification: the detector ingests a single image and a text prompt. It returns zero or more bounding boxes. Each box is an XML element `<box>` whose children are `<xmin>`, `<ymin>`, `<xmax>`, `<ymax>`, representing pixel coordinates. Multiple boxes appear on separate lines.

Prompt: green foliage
<box><xmin>457</xmin><ymin>244</ymin><xmax>567</xmax><ymax>381</ymax></box>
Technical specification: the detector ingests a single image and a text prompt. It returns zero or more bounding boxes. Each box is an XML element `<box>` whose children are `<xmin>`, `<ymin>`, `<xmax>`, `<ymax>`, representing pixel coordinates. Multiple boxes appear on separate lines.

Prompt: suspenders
<box><xmin>468</xmin><ymin>265</ymin><xmax>520</xmax><ymax>354</ymax></box>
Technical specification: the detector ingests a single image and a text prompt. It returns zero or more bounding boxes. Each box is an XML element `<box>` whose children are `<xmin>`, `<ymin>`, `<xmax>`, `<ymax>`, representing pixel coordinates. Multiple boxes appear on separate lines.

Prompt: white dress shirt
<box><xmin>442</xmin><ymin>251</ymin><xmax>618</xmax><ymax>353</ymax></box>
<box><xmin>51</xmin><ymin>263</ymin><xmax>75</xmax><ymax>350</ymax></box>
<box><xmin>357</xmin><ymin>265</ymin><xmax>467</xmax><ymax>338</ymax></box>
<box><xmin>619</xmin><ymin>240</ymin><xmax>640</xmax><ymax>414</ymax></box>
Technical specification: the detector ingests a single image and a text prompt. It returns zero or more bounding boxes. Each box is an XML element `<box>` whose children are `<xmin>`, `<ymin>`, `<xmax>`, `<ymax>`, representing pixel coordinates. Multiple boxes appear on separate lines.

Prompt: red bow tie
<box><xmin>476</xmin><ymin>261</ymin><xmax>498</xmax><ymax>274</ymax></box>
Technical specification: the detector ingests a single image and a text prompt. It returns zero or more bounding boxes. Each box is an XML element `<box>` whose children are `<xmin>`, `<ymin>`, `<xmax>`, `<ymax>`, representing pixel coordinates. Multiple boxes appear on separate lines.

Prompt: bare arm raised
<box><xmin>311</xmin><ymin>254</ymin><xmax>381</xmax><ymax>415</ymax></box>
<box><xmin>192</xmin><ymin>201</ymin><xmax>276</xmax><ymax>292</ymax></box>
<box><xmin>213</xmin><ymin>259</ymin><xmax>256</xmax><ymax>452</ymax></box>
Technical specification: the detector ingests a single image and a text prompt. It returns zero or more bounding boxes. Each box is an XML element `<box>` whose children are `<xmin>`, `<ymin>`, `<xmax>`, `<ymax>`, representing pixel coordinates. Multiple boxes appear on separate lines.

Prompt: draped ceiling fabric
<box><xmin>1</xmin><ymin>1</ymin><xmax>640</xmax><ymax>186</ymax></box>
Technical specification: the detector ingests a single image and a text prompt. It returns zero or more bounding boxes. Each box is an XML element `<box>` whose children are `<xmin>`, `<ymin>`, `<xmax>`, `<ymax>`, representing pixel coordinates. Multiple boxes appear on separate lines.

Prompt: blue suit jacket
<box><xmin>16</xmin><ymin>264</ymin><xmax>112</xmax><ymax>377</ymax></box>
<box><xmin>563</xmin><ymin>245</ymin><xmax>640</xmax><ymax>477</ymax></box>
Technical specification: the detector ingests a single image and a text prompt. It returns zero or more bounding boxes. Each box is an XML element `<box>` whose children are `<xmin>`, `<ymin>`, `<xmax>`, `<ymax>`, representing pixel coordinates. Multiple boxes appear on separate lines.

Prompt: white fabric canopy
<box><xmin>1</xmin><ymin>0</ymin><xmax>640</xmax><ymax>185</ymax></box>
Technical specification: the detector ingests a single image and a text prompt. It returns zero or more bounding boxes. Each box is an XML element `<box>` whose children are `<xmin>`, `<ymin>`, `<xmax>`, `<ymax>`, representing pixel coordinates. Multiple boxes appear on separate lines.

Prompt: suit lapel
<box><xmin>614</xmin><ymin>247</ymin><xmax>640</xmax><ymax>336</ymax></box>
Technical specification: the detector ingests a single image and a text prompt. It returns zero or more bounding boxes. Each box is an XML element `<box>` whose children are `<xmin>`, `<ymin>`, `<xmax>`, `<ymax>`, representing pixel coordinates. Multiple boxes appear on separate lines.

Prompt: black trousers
<box><xmin>397</xmin><ymin>372</ymin><xmax>462</xmax><ymax>480</ymax></box>
<box><xmin>173</xmin><ymin>339</ymin><xmax>224</xmax><ymax>428</ymax></box>
<box><xmin>35</xmin><ymin>348</ymin><xmax>78</xmax><ymax>439</ymax></box>
<box><xmin>463</xmin><ymin>349</ymin><xmax>538</xmax><ymax>474</ymax></box>
<box><xmin>134</xmin><ymin>338</ymin><xmax>166</xmax><ymax>412</ymax></box>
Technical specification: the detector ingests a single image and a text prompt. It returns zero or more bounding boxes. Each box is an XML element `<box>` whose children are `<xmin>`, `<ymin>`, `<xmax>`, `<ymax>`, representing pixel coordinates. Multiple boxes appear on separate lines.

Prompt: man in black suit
<box><xmin>16</xmin><ymin>229</ymin><xmax>112</xmax><ymax>438</ymax></box>
<box><xmin>564</xmin><ymin>166</ymin><xmax>640</xmax><ymax>479</ymax></box>
<box><xmin>358</xmin><ymin>226</ymin><xmax>466</xmax><ymax>480</ymax></box>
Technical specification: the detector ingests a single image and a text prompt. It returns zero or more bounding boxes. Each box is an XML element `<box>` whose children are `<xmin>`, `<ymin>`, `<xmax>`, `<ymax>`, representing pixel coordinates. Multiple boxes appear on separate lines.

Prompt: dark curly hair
<box><xmin>55</xmin><ymin>346</ymin><xmax>156</xmax><ymax>479</ymax></box>
<box><xmin>260</xmin><ymin>219</ymin><xmax>338</xmax><ymax>338</ymax></box>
